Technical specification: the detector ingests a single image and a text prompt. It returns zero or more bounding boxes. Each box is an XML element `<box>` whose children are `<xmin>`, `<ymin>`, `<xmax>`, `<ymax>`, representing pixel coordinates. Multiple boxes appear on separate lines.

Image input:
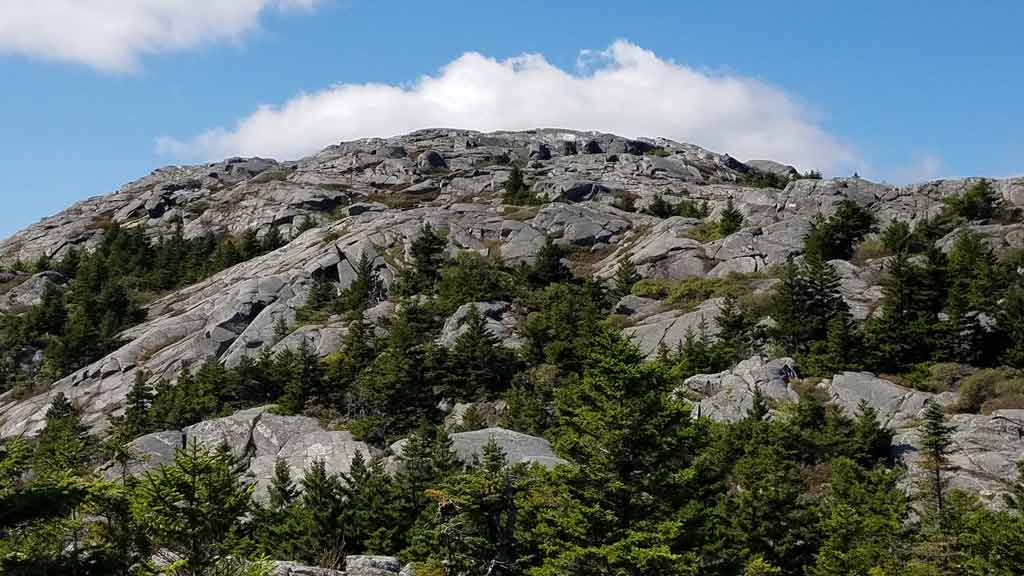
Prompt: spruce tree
<box><xmin>612</xmin><ymin>258</ymin><xmax>641</xmax><ymax>300</ymax></box>
<box><xmin>342</xmin><ymin>252</ymin><xmax>386</xmax><ymax>314</ymax></box>
<box><xmin>1004</xmin><ymin>460</ymin><xmax>1024</xmax><ymax>512</ymax></box>
<box><xmin>746</xmin><ymin>387</ymin><xmax>771</xmax><ymax>422</ymax></box>
<box><xmin>34</xmin><ymin>392</ymin><xmax>88</xmax><ymax>478</ymax></box>
<box><xmin>448</xmin><ymin>305</ymin><xmax>511</xmax><ymax>399</ymax></box>
<box><xmin>268</xmin><ymin>457</ymin><xmax>297</xmax><ymax>511</ymax></box>
<box><xmin>131</xmin><ymin>441</ymin><xmax>253</xmax><ymax>575</ymax></box>
<box><xmin>918</xmin><ymin>400</ymin><xmax>956</xmax><ymax>523</ymax></box>
<box><xmin>402</xmin><ymin>223</ymin><xmax>447</xmax><ymax>295</ymax></box>
<box><xmin>123</xmin><ymin>370</ymin><xmax>155</xmax><ymax>438</ymax></box>
<box><xmin>502</xmin><ymin>164</ymin><xmax>536</xmax><ymax>205</ymax></box>
<box><xmin>528</xmin><ymin>236</ymin><xmax>571</xmax><ymax>287</ymax></box>
<box><xmin>851</xmin><ymin>399</ymin><xmax>892</xmax><ymax>467</ymax></box>
<box><xmin>717</xmin><ymin>293</ymin><xmax>750</xmax><ymax>359</ymax></box>
<box><xmin>718</xmin><ymin>198</ymin><xmax>744</xmax><ymax>237</ymax></box>
<box><xmin>296</xmin><ymin>459</ymin><xmax>345</xmax><ymax>567</ymax></box>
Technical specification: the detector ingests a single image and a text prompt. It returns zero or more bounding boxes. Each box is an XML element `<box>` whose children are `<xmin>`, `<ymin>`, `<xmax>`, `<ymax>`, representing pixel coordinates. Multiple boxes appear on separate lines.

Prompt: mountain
<box><xmin>2</xmin><ymin>129</ymin><xmax>1023</xmax><ymax>574</ymax></box>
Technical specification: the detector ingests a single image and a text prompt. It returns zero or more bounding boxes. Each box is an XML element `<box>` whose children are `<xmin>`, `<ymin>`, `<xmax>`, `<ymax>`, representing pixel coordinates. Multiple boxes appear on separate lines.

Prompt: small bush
<box><xmin>953</xmin><ymin>368</ymin><xmax>1024</xmax><ymax>413</ymax></box>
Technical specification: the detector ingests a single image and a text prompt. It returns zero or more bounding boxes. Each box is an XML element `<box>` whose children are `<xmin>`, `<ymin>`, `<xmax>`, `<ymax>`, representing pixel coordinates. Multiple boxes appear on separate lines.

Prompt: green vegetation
<box><xmin>0</xmin><ymin>222</ymin><xmax>284</xmax><ymax>396</ymax></box>
<box><xmin>3</xmin><ymin>190</ymin><xmax>1024</xmax><ymax>575</ymax></box>
<box><xmin>502</xmin><ymin>165</ymin><xmax>540</xmax><ymax>206</ymax></box>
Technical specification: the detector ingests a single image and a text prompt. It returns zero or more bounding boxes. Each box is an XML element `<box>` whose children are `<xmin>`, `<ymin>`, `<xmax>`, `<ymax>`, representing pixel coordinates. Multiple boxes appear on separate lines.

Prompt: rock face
<box><xmin>345</xmin><ymin>556</ymin><xmax>402</xmax><ymax>576</ymax></box>
<box><xmin>389</xmin><ymin>427</ymin><xmax>567</xmax><ymax>470</ymax></box>
<box><xmin>894</xmin><ymin>410</ymin><xmax>1024</xmax><ymax>508</ymax></box>
<box><xmin>680</xmin><ymin>356</ymin><xmax>799</xmax><ymax>422</ymax></box>
<box><xmin>101</xmin><ymin>406</ymin><xmax>375</xmax><ymax>501</ymax></box>
<box><xmin>818</xmin><ymin>372</ymin><xmax>943</xmax><ymax>429</ymax></box>
<box><xmin>2</xmin><ymin>128</ymin><xmax>1023</xmax><ymax>506</ymax></box>
<box><xmin>273</xmin><ymin>561</ymin><xmax>345</xmax><ymax>576</ymax></box>
<box><xmin>622</xmin><ymin>297</ymin><xmax>724</xmax><ymax>358</ymax></box>
<box><xmin>0</xmin><ymin>271</ymin><xmax>65</xmax><ymax>312</ymax></box>
<box><xmin>437</xmin><ymin>301</ymin><xmax>521</xmax><ymax>349</ymax></box>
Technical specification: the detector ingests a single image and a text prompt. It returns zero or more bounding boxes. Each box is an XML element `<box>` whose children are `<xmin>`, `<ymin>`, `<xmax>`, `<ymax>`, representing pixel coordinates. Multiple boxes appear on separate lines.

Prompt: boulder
<box><xmin>389</xmin><ymin>427</ymin><xmax>567</xmax><ymax>470</ymax></box>
<box><xmin>818</xmin><ymin>372</ymin><xmax>944</xmax><ymax>430</ymax></box>
<box><xmin>622</xmin><ymin>298</ymin><xmax>723</xmax><ymax>357</ymax></box>
<box><xmin>273</xmin><ymin>561</ymin><xmax>345</xmax><ymax>576</ymax></box>
<box><xmin>345</xmin><ymin>555</ymin><xmax>401</xmax><ymax>576</ymax></box>
<box><xmin>0</xmin><ymin>271</ymin><xmax>65</xmax><ymax>312</ymax></box>
<box><xmin>443</xmin><ymin>400</ymin><xmax>507</xmax><ymax>431</ymax></box>
<box><xmin>894</xmin><ymin>409</ymin><xmax>1024</xmax><ymax>508</ymax></box>
<box><xmin>416</xmin><ymin>150</ymin><xmax>447</xmax><ymax>170</ymax></box>
<box><xmin>681</xmin><ymin>356</ymin><xmax>799</xmax><ymax>422</ymax></box>
<box><xmin>101</xmin><ymin>407</ymin><xmax>375</xmax><ymax>502</ymax></box>
<box><xmin>437</xmin><ymin>301</ymin><xmax>521</xmax><ymax>349</ymax></box>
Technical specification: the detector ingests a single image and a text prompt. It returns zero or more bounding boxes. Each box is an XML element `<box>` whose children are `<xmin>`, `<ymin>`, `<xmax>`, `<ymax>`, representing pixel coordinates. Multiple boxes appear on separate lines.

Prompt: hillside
<box><xmin>1</xmin><ymin>128</ymin><xmax>1023</xmax><ymax>575</ymax></box>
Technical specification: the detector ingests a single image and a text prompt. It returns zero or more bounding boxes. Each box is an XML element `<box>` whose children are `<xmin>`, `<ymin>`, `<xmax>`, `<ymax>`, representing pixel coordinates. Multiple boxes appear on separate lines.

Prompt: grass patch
<box><xmin>632</xmin><ymin>272</ymin><xmax>766</xmax><ymax>311</ymax></box>
<box><xmin>683</xmin><ymin>220</ymin><xmax>725</xmax><ymax>242</ymax></box>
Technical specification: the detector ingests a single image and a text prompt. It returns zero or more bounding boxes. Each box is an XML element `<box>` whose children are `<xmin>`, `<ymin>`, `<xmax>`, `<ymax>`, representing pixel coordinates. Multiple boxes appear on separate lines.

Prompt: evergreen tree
<box><xmin>881</xmin><ymin>219</ymin><xmax>914</xmax><ymax>254</ymax></box>
<box><xmin>447</xmin><ymin>305</ymin><xmax>513</xmax><ymax>399</ymax></box>
<box><xmin>131</xmin><ymin>441</ymin><xmax>253</xmax><ymax>575</ymax></box>
<box><xmin>1001</xmin><ymin>284</ymin><xmax>1024</xmax><ymax>368</ymax></box>
<box><xmin>268</xmin><ymin>457</ymin><xmax>297</xmax><ymax>511</ymax></box>
<box><xmin>527</xmin><ymin>236</ymin><xmax>571</xmax><ymax>287</ymax></box>
<box><xmin>295</xmin><ymin>459</ymin><xmax>345</xmax><ymax>568</ymax></box>
<box><xmin>261</xmin><ymin>225</ymin><xmax>284</xmax><ymax>252</ymax></box>
<box><xmin>403</xmin><ymin>223</ymin><xmax>447</xmax><ymax>295</ymax></box>
<box><xmin>502</xmin><ymin>164</ymin><xmax>536</xmax><ymax>206</ymax></box>
<box><xmin>646</xmin><ymin>194</ymin><xmax>676</xmax><ymax>218</ymax></box>
<box><xmin>432</xmin><ymin>438</ymin><xmax>521</xmax><ymax>576</ymax></box>
<box><xmin>34</xmin><ymin>393</ymin><xmax>89</xmax><ymax>479</ymax></box>
<box><xmin>1004</xmin><ymin>460</ymin><xmax>1024</xmax><ymax>512</ymax></box>
<box><xmin>718</xmin><ymin>198</ymin><xmax>744</xmax><ymax>237</ymax></box>
<box><xmin>122</xmin><ymin>370</ymin><xmax>155</xmax><ymax>438</ymax></box>
<box><xmin>746</xmin><ymin>387</ymin><xmax>771</xmax><ymax>422</ymax></box>
<box><xmin>342</xmin><ymin>252</ymin><xmax>386</xmax><ymax>314</ymax></box>
<box><xmin>611</xmin><ymin>258</ymin><xmax>641</xmax><ymax>300</ymax></box>
<box><xmin>804</xmin><ymin>200</ymin><xmax>878</xmax><ymax>261</ymax></box>
<box><xmin>918</xmin><ymin>400</ymin><xmax>956</xmax><ymax>523</ymax></box>
<box><xmin>851</xmin><ymin>399</ymin><xmax>893</xmax><ymax>467</ymax></box>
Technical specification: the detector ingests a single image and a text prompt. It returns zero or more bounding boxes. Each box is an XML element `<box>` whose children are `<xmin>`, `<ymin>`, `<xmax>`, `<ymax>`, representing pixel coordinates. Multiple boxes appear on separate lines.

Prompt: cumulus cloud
<box><xmin>159</xmin><ymin>41</ymin><xmax>859</xmax><ymax>173</ymax></box>
<box><xmin>0</xmin><ymin>0</ymin><xmax>321</xmax><ymax>72</ymax></box>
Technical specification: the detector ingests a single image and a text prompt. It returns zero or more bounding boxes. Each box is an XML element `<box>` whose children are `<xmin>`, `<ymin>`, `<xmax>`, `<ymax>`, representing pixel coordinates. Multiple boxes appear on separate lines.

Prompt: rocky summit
<box><xmin>2</xmin><ymin>128</ymin><xmax>1024</xmax><ymax>574</ymax></box>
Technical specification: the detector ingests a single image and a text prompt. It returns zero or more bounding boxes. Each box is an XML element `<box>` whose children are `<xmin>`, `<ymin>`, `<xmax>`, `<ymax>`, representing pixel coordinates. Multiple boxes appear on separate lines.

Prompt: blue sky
<box><xmin>1</xmin><ymin>1</ymin><xmax>1022</xmax><ymax>239</ymax></box>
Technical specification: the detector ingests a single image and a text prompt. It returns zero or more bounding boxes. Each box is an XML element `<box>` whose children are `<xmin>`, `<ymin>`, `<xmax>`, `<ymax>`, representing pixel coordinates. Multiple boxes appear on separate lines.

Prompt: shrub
<box><xmin>804</xmin><ymin>200</ymin><xmax>878</xmax><ymax>260</ymax></box>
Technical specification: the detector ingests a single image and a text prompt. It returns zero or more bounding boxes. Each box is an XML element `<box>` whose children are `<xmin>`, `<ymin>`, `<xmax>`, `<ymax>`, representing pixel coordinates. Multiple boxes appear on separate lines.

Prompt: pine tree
<box><xmin>502</xmin><ymin>164</ymin><xmax>536</xmax><ymax>205</ymax></box>
<box><xmin>851</xmin><ymin>399</ymin><xmax>892</xmax><ymax>467</ymax></box>
<box><xmin>296</xmin><ymin>459</ymin><xmax>345</xmax><ymax>568</ymax></box>
<box><xmin>131</xmin><ymin>441</ymin><xmax>253</xmax><ymax>575</ymax></box>
<box><xmin>342</xmin><ymin>252</ymin><xmax>386</xmax><ymax>314</ymax></box>
<box><xmin>718</xmin><ymin>198</ymin><xmax>744</xmax><ymax>237</ymax></box>
<box><xmin>397</xmin><ymin>224</ymin><xmax>447</xmax><ymax>296</ymax></box>
<box><xmin>268</xmin><ymin>458</ymin><xmax>297</xmax><ymax>511</ymax></box>
<box><xmin>123</xmin><ymin>370</ymin><xmax>155</xmax><ymax>438</ymax></box>
<box><xmin>746</xmin><ymin>387</ymin><xmax>770</xmax><ymax>422</ymax></box>
<box><xmin>448</xmin><ymin>305</ymin><xmax>511</xmax><ymax>399</ymax></box>
<box><xmin>918</xmin><ymin>400</ymin><xmax>956</xmax><ymax>523</ymax></box>
<box><xmin>528</xmin><ymin>236</ymin><xmax>571</xmax><ymax>287</ymax></box>
<box><xmin>717</xmin><ymin>292</ymin><xmax>751</xmax><ymax>358</ymax></box>
<box><xmin>612</xmin><ymin>258</ymin><xmax>641</xmax><ymax>300</ymax></box>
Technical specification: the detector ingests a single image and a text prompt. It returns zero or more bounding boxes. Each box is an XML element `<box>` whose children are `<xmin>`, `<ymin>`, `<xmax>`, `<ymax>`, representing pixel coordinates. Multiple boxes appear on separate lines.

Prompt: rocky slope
<box><xmin>2</xmin><ymin>128</ymin><xmax>1023</xmax><ymax>505</ymax></box>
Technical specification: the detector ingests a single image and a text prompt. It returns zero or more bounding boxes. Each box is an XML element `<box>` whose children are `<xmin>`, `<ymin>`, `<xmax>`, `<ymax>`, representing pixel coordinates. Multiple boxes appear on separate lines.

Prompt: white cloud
<box><xmin>884</xmin><ymin>153</ymin><xmax>947</xmax><ymax>184</ymax></box>
<box><xmin>0</xmin><ymin>0</ymin><xmax>321</xmax><ymax>72</ymax></box>
<box><xmin>159</xmin><ymin>41</ymin><xmax>859</xmax><ymax>173</ymax></box>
